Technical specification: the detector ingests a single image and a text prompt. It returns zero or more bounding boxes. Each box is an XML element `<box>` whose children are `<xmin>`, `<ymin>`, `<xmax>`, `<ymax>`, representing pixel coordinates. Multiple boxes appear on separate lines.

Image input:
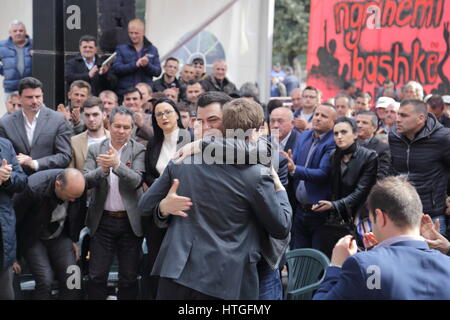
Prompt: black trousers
<box><xmin>291</xmin><ymin>207</ymin><xmax>349</xmax><ymax>258</ymax></box>
<box><xmin>141</xmin><ymin>216</ymin><xmax>166</xmax><ymax>300</ymax></box>
<box><xmin>88</xmin><ymin>215</ymin><xmax>142</xmax><ymax>300</ymax></box>
<box><xmin>24</xmin><ymin>234</ymin><xmax>80</xmax><ymax>300</ymax></box>
<box><xmin>156</xmin><ymin>277</ymin><xmax>219</xmax><ymax>300</ymax></box>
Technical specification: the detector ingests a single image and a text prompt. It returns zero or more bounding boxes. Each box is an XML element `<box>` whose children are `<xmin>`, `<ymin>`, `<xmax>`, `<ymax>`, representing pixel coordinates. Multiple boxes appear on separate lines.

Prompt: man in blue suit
<box><xmin>281</xmin><ymin>103</ymin><xmax>337</xmax><ymax>255</ymax></box>
<box><xmin>314</xmin><ymin>176</ymin><xmax>450</xmax><ymax>300</ymax></box>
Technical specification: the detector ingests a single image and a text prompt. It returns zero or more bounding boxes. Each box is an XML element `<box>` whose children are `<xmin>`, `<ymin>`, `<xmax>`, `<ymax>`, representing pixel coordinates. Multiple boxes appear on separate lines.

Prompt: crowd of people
<box><xmin>0</xmin><ymin>17</ymin><xmax>450</xmax><ymax>301</ymax></box>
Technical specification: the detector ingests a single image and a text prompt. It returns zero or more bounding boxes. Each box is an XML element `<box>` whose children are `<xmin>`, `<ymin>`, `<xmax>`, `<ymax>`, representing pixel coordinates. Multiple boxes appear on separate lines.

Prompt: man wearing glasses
<box><xmin>293</xmin><ymin>86</ymin><xmax>321</xmax><ymax>132</ymax></box>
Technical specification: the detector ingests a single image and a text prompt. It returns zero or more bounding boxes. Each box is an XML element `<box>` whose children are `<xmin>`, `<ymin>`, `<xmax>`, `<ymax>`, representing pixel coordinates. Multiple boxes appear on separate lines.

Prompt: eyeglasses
<box><xmin>155</xmin><ymin>110</ymin><xmax>175</xmax><ymax>119</ymax></box>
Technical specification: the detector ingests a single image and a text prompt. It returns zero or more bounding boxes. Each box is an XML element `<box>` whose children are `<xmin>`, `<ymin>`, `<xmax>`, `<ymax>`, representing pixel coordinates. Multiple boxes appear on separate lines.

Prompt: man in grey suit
<box><xmin>0</xmin><ymin>77</ymin><xmax>72</xmax><ymax>175</ymax></box>
<box><xmin>139</xmin><ymin>98</ymin><xmax>292</xmax><ymax>300</ymax></box>
<box><xmin>84</xmin><ymin>106</ymin><xmax>145</xmax><ymax>300</ymax></box>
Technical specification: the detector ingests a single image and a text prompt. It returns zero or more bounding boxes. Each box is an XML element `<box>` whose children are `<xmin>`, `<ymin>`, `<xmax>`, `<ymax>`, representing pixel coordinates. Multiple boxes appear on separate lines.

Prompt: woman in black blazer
<box><xmin>312</xmin><ymin>117</ymin><xmax>378</xmax><ymax>256</ymax></box>
<box><xmin>142</xmin><ymin>98</ymin><xmax>193</xmax><ymax>299</ymax></box>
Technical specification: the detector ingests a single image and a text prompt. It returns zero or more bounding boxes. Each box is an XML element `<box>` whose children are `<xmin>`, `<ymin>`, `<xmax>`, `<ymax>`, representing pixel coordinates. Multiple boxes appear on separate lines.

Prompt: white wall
<box><xmin>0</xmin><ymin>0</ymin><xmax>33</xmax><ymax>116</ymax></box>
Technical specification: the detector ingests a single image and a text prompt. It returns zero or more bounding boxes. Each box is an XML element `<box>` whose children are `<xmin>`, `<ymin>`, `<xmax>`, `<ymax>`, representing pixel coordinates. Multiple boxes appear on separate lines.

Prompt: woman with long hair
<box><xmin>141</xmin><ymin>98</ymin><xmax>192</xmax><ymax>299</ymax></box>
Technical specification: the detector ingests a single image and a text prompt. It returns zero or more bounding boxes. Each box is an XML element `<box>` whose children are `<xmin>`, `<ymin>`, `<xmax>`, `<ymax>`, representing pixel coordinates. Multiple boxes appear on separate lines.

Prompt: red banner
<box><xmin>306</xmin><ymin>0</ymin><xmax>450</xmax><ymax>100</ymax></box>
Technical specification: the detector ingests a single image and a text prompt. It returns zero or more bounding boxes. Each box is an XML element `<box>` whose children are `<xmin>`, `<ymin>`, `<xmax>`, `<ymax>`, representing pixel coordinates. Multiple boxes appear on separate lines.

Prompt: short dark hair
<box><xmin>426</xmin><ymin>95</ymin><xmax>444</xmax><ymax>111</ymax></box>
<box><xmin>70</xmin><ymin>80</ymin><xmax>92</xmax><ymax>94</ymax></box>
<box><xmin>335</xmin><ymin>116</ymin><xmax>357</xmax><ymax>133</ymax></box>
<box><xmin>177</xmin><ymin>101</ymin><xmax>191</xmax><ymax>113</ymax></box>
<box><xmin>165</xmin><ymin>57</ymin><xmax>179</xmax><ymax>66</ymax></box>
<box><xmin>79</xmin><ymin>35</ymin><xmax>97</xmax><ymax>46</ymax></box>
<box><xmin>192</xmin><ymin>57</ymin><xmax>204</xmax><ymax>65</ymax></box>
<box><xmin>18</xmin><ymin>77</ymin><xmax>43</xmax><ymax>95</ymax></box>
<box><xmin>123</xmin><ymin>87</ymin><xmax>143</xmax><ymax>99</ymax></box>
<box><xmin>267</xmin><ymin>99</ymin><xmax>284</xmax><ymax>115</ymax></box>
<box><xmin>109</xmin><ymin>106</ymin><xmax>135</xmax><ymax>126</ymax></box>
<box><xmin>83</xmin><ymin>96</ymin><xmax>104</xmax><ymax>112</ymax></box>
<box><xmin>367</xmin><ymin>176</ymin><xmax>423</xmax><ymax>229</ymax></box>
<box><xmin>197</xmin><ymin>91</ymin><xmax>232</xmax><ymax>109</ymax></box>
<box><xmin>356</xmin><ymin>92</ymin><xmax>372</xmax><ymax>102</ymax></box>
<box><xmin>356</xmin><ymin>110</ymin><xmax>378</xmax><ymax>127</ymax></box>
<box><xmin>186</xmin><ymin>79</ymin><xmax>203</xmax><ymax>88</ymax></box>
<box><xmin>400</xmin><ymin>99</ymin><xmax>427</xmax><ymax>116</ymax></box>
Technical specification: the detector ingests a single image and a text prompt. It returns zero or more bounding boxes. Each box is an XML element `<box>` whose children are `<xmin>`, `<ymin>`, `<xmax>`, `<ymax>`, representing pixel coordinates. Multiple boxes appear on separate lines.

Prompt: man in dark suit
<box><xmin>356</xmin><ymin>111</ymin><xmax>391</xmax><ymax>179</ymax></box>
<box><xmin>139</xmin><ymin>98</ymin><xmax>292</xmax><ymax>300</ymax></box>
<box><xmin>84</xmin><ymin>106</ymin><xmax>145</xmax><ymax>300</ymax></box>
<box><xmin>314</xmin><ymin>176</ymin><xmax>450</xmax><ymax>299</ymax></box>
<box><xmin>65</xmin><ymin>35</ymin><xmax>116</xmax><ymax>96</ymax></box>
<box><xmin>269</xmin><ymin>106</ymin><xmax>300</xmax><ymax>208</ymax></box>
<box><xmin>13</xmin><ymin>168</ymin><xmax>86</xmax><ymax>300</ymax></box>
<box><xmin>281</xmin><ymin>103</ymin><xmax>337</xmax><ymax>253</ymax></box>
<box><xmin>0</xmin><ymin>77</ymin><xmax>72</xmax><ymax>176</ymax></box>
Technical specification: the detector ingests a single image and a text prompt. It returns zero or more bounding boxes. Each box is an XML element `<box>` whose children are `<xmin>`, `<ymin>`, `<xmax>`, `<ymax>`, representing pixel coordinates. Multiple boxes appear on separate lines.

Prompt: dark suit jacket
<box><xmin>65</xmin><ymin>54</ymin><xmax>117</xmax><ymax>96</ymax></box>
<box><xmin>138</xmin><ymin>156</ymin><xmax>292</xmax><ymax>300</ymax></box>
<box><xmin>284</xmin><ymin>129</ymin><xmax>300</xmax><ymax>153</ymax></box>
<box><xmin>359</xmin><ymin>135</ymin><xmax>391</xmax><ymax>180</ymax></box>
<box><xmin>314</xmin><ymin>240</ymin><xmax>450</xmax><ymax>299</ymax></box>
<box><xmin>13</xmin><ymin>169</ymin><xmax>87</xmax><ymax>258</ymax></box>
<box><xmin>0</xmin><ymin>107</ymin><xmax>72</xmax><ymax>175</ymax></box>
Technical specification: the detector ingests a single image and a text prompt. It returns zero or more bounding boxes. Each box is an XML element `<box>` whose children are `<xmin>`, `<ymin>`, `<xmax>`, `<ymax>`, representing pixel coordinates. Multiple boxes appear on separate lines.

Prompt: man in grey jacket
<box><xmin>0</xmin><ymin>77</ymin><xmax>72</xmax><ymax>176</ymax></box>
<box><xmin>139</xmin><ymin>98</ymin><xmax>291</xmax><ymax>300</ymax></box>
<box><xmin>84</xmin><ymin>106</ymin><xmax>145</xmax><ymax>300</ymax></box>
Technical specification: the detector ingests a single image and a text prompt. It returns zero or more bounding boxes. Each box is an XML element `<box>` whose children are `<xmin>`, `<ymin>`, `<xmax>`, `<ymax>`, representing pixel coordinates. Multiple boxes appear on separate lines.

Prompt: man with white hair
<box><xmin>401</xmin><ymin>81</ymin><xmax>424</xmax><ymax>101</ymax></box>
<box><xmin>0</xmin><ymin>20</ymin><xmax>32</xmax><ymax>94</ymax></box>
<box><xmin>201</xmin><ymin>59</ymin><xmax>237</xmax><ymax>95</ymax></box>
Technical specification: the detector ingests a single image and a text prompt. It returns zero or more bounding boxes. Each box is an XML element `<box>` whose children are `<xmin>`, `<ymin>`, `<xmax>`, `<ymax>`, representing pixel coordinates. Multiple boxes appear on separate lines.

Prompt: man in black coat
<box><xmin>356</xmin><ymin>111</ymin><xmax>391</xmax><ymax>180</ymax></box>
<box><xmin>389</xmin><ymin>99</ymin><xmax>450</xmax><ymax>234</ymax></box>
<box><xmin>13</xmin><ymin>169</ymin><xmax>86</xmax><ymax>300</ymax></box>
<box><xmin>65</xmin><ymin>35</ymin><xmax>116</xmax><ymax>96</ymax></box>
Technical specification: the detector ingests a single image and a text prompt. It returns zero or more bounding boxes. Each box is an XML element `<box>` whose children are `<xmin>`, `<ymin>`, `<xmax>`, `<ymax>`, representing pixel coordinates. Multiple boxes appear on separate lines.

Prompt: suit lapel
<box><xmin>13</xmin><ymin>111</ymin><xmax>31</xmax><ymax>153</ymax></box>
<box><xmin>80</xmin><ymin>131</ymin><xmax>89</xmax><ymax>162</ymax></box>
<box><xmin>31</xmin><ymin>107</ymin><xmax>49</xmax><ymax>147</ymax></box>
<box><xmin>120</xmin><ymin>141</ymin><xmax>133</xmax><ymax>165</ymax></box>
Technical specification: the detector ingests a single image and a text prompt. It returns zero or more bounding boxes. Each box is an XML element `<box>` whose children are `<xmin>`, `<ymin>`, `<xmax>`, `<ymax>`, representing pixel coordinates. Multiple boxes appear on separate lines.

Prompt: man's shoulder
<box><xmin>71</xmin><ymin>131</ymin><xmax>88</xmax><ymax>144</ymax></box>
<box><xmin>129</xmin><ymin>138</ymin><xmax>146</xmax><ymax>153</ymax></box>
<box><xmin>28</xmin><ymin>169</ymin><xmax>61</xmax><ymax>190</ymax></box>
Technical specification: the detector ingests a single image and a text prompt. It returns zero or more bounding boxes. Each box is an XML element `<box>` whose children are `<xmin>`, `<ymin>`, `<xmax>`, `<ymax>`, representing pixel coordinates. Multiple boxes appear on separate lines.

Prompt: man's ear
<box><xmin>375</xmin><ymin>208</ymin><xmax>387</xmax><ymax>227</ymax></box>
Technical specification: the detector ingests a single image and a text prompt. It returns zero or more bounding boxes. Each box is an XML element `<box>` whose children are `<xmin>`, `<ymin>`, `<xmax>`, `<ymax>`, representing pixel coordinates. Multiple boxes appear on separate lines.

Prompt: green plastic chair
<box><xmin>284</xmin><ymin>248</ymin><xmax>330</xmax><ymax>300</ymax></box>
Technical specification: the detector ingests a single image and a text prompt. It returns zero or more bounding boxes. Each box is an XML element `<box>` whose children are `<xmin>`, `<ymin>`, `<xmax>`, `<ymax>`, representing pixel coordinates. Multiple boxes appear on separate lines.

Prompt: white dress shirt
<box><xmin>156</xmin><ymin>128</ymin><xmax>179</xmax><ymax>175</ymax></box>
<box><xmin>104</xmin><ymin>142</ymin><xmax>127</xmax><ymax>212</ymax></box>
<box><xmin>22</xmin><ymin>109</ymin><xmax>41</xmax><ymax>170</ymax></box>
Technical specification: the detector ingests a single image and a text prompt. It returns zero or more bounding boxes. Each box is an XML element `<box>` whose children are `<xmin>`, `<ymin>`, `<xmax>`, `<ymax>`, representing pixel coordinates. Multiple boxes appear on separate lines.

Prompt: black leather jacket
<box><xmin>330</xmin><ymin>145</ymin><xmax>378</xmax><ymax>221</ymax></box>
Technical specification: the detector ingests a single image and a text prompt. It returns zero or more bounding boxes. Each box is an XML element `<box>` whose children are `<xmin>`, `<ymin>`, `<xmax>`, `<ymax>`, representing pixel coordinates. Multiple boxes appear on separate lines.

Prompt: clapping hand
<box><xmin>96</xmin><ymin>148</ymin><xmax>119</xmax><ymax>173</ymax></box>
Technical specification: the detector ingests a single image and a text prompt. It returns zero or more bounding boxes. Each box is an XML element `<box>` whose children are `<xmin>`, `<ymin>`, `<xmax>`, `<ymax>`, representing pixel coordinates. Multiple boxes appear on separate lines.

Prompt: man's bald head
<box><xmin>55</xmin><ymin>169</ymin><xmax>85</xmax><ymax>202</ymax></box>
<box><xmin>128</xmin><ymin>19</ymin><xmax>145</xmax><ymax>46</ymax></box>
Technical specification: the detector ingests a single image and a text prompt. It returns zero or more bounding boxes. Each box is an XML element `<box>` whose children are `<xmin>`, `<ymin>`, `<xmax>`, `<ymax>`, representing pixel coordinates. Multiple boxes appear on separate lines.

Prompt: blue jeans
<box><xmin>432</xmin><ymin>215</ymin><xmax>447</xmax><ymax>235</ymax></box>
<box><xmin>257</xmin><ymin>259</ymin><xmax>282</xmax><ymax>300</ymax></box>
